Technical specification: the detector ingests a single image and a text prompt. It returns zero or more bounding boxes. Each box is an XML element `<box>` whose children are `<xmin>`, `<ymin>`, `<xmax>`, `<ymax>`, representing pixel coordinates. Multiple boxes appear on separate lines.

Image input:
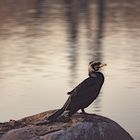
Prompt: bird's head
<box><xmin>88</xmin><ymin>61</ymin><xmax>107</xmax><ymax>76</ymax></box>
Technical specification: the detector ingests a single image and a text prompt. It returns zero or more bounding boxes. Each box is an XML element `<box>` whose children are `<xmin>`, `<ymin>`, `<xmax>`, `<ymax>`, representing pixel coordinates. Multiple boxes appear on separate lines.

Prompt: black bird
<box><xmin>47</xmin><ymin>61</ymin><xmax>107</xmax><ymax>122</ymax></box>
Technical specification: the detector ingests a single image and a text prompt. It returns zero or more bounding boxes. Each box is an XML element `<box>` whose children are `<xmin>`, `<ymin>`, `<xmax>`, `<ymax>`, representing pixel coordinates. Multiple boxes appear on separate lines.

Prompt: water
<box><xmin>0</xmin><ymin>0</ymin><xmax>140</xmax><ymax>139</ymax></box>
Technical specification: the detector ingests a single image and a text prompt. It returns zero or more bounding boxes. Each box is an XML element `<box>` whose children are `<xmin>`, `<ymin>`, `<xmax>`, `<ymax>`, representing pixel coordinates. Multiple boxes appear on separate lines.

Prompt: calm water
<box><xmin>0</xmin><ymin>0</ymin><xmax>140</xmax><ymax>139</ymax></box>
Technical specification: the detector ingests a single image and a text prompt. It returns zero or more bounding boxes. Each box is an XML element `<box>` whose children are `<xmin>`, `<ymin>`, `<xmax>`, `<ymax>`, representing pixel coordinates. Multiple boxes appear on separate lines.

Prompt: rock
<box><xmin>0</xmin><ymin>110</ymin><xmax>134</xmax><ymax>140</ymax></box>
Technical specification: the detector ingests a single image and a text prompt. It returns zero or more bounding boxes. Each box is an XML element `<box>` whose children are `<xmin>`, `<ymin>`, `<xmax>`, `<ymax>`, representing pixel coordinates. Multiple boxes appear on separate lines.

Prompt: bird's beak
<box><xmin>99</xmin><ymin>63</ymin><xmax>107</xmax><ymax>68</ymax></box>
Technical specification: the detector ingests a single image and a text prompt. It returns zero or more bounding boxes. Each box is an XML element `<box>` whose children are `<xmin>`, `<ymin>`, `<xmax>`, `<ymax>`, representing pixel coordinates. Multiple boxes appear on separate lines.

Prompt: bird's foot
<box><xmin>80</xmin><ymin>112</ymin><xmax>89</xmax><ymax>115</ymax></box>
<box><xmin>80</xmin><ymin>109</ymin><xmax>89</xmax><ymax>115</ymax></box>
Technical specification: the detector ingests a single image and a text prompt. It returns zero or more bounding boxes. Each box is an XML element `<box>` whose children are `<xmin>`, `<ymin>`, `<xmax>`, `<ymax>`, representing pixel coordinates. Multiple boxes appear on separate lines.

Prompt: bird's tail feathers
<box><xmin>47</xmin><ymin>108</ymin><xmax>65</xmax><ymax>122</ymax></box>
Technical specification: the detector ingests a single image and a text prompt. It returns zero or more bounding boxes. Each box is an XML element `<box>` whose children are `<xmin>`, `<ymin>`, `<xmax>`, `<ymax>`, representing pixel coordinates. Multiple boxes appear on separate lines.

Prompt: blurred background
<box><xmin>0</xmin><ymin>0</ymin><xmax>140</xmax><ymax>139</ymax></box>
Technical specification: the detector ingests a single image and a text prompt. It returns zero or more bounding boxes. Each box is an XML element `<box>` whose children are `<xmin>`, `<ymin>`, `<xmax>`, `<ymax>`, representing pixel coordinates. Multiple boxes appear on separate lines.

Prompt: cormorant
<box><xmin>47</xmin><ymin>61</ymin><xmax>107</xmax><ymax>122</ymax></box>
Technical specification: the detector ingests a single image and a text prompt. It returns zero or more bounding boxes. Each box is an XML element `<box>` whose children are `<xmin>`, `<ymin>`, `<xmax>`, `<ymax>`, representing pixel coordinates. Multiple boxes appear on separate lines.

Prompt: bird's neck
<box><xmin>89</xmin><ymin>72</ymin><xmax>96</xmax><ymax>77</ymax></box>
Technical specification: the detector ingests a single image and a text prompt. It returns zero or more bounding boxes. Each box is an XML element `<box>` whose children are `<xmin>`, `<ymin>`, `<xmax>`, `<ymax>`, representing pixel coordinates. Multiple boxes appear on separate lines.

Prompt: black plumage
<box><xmin>47</xmin><ymin>62</ymin><xmax>106</xmax><ymax>122</ymax></box>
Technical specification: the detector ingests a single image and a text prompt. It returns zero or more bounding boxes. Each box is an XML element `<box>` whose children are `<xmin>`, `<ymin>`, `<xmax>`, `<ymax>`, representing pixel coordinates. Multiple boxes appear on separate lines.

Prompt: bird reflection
<box><xmin>64</xmin><ymin>0</ymin><xmax>80</xmax><ymax>85</ymax></box>
<box><xmin>65</xmin><ymin>0</ymin><xmax>106</xmax><ymax>81</ymax></box>
<box><xmin>94</xmin><ymin>0</ymin><xmax>106</xmax><ymax>62</ymax></box>
<box><xmin>24</xmin><ymin>0</ymin><xmax>47</xmax><ymax>37</ymax></box>
<box><xmin>35</xmin><ymin>0</ymin><xmax>45</xmax><ymax>19</ymax></box>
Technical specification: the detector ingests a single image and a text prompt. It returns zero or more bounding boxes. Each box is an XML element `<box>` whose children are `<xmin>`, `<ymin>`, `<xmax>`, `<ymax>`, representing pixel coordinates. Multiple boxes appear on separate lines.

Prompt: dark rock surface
<box><xmin>0</xmin><ymin>110</ymin><xmax>134</xmax><ymax>140</ymax></box>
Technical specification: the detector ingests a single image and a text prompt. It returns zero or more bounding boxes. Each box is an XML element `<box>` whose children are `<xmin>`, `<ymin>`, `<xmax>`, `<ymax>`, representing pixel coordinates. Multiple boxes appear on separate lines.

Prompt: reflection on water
<box><xmin>0</xmin><ymin>0</ymin><xmax>140</xmax><ymax>139</ymax></box>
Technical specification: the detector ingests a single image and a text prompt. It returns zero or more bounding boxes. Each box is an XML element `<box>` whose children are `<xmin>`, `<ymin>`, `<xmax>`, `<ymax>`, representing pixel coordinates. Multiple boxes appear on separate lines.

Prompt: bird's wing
<box><xmin>65</xmin><ymin>82</ymin><xmax>98</xmax><ymax>110</ymax></box>
<box><xmin>70</xmin><ymin>77</ymin><xmax>97</xmax><ymax>98</ymax></box>
<box><xmin>63</xmin><ymin>77</ymin><xmax>102</xmax><ymax>110</ymax></box>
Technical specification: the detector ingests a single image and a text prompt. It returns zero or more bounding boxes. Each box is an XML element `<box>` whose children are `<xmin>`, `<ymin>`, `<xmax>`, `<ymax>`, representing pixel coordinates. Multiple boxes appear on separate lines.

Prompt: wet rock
<box><xmin>0</xmin><ymin>110</ymin><xmax>134</xmax><ymax>140</ymax></box>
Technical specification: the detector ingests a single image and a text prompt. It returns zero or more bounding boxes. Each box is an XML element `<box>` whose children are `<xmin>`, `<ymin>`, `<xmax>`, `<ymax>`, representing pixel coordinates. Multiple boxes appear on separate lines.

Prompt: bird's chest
<box><xmin>88</xmin><ymin>78</ymin><xmax>103</xmax><ymax>97</ymax></box>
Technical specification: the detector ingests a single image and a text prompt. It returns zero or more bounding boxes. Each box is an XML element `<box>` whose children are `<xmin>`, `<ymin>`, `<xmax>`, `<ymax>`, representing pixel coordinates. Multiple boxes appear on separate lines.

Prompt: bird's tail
<box><xmin>47</xmin><ymin>108</ymin><xmax>65</xmax><ymax>122</ymax></box>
